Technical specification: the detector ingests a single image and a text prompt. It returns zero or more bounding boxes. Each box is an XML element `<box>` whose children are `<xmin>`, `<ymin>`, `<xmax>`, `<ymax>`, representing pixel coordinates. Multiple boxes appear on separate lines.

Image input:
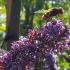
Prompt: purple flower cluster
<box><xmin>28</xmin><ymin>19</ymin><xmax>70</xmax><ymax>52</ymax></box>
<box><xmin>0</xmin><ymin>19</ymin><xmax>70</xmax><ymax>70</ymax></box>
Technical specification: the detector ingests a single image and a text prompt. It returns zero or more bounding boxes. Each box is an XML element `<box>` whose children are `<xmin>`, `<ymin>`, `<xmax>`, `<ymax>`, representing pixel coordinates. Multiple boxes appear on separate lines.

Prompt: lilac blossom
<box><xmin>0</xmin><ymin>19</ymin><xmax>70</xmax><ymax>70</ymax></box>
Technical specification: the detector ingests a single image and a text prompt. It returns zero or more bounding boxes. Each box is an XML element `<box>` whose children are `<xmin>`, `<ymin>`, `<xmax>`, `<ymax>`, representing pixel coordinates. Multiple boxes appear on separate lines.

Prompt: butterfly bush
<box><xmin>0</xmin><ymin>19</ymin><xmax>70</xmax><ymax>70</ymax></box>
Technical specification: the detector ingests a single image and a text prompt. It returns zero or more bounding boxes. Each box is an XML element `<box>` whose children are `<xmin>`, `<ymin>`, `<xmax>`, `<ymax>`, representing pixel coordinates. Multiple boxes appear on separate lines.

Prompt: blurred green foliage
<box><xmin>20</xmin><ymin>0</ymin><xmax>51</xmax><ymax>35</ymax></box>
<box><xmin>20</xmin><ymin>0</ymin><xmax>70</xmax><ymax>36</ymax></box>
<box><xmin>58</xmin><ymin>52</ymin><xmax>70</xmax><ymax>69</ymax></box>
<box><xmin>0</xmin><ymin>6</ymin><xmax>6</xmax><ymax>31</ymax></box>
<box><xmin>52</xmin><ymin>0</ymin><xmax>70</xmax><ymax>25</ymax></box>
<box><xmin>0</xmin><ymin>0</ymin><xmax>6</xmax><ymax>49</ymax></box>
<box><xmin>0</xmin><ymin>0</ymin><xmax>5</xmax><ymax>6</ymax></box>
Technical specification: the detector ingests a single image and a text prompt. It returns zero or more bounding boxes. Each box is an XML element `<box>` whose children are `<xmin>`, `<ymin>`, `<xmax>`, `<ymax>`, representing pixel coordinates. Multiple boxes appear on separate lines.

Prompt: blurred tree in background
<box><xmin>20</xmin><ymin>0</ymin><xmax>50</xmax><ymax>35</ymax></box>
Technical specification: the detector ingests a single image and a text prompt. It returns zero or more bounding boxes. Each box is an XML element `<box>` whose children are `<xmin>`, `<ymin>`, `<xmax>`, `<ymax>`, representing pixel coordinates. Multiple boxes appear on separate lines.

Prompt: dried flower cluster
<box><xmin>0</xmin><ymin>19</ymin><xmax>70</xmax><ymax>70</ymax></box>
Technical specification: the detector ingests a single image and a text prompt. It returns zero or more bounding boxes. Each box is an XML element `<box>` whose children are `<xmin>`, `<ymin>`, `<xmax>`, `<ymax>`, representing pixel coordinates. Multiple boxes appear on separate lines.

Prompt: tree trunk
<box><xmin>6</xmin><ymin>0</ymin><xmax>21</xmax><ymax>50</ymax></box>
<box><xmin>22</xmin><ymin>9</ymin><xmax>34</xmax><ymax>35</ymax></box>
